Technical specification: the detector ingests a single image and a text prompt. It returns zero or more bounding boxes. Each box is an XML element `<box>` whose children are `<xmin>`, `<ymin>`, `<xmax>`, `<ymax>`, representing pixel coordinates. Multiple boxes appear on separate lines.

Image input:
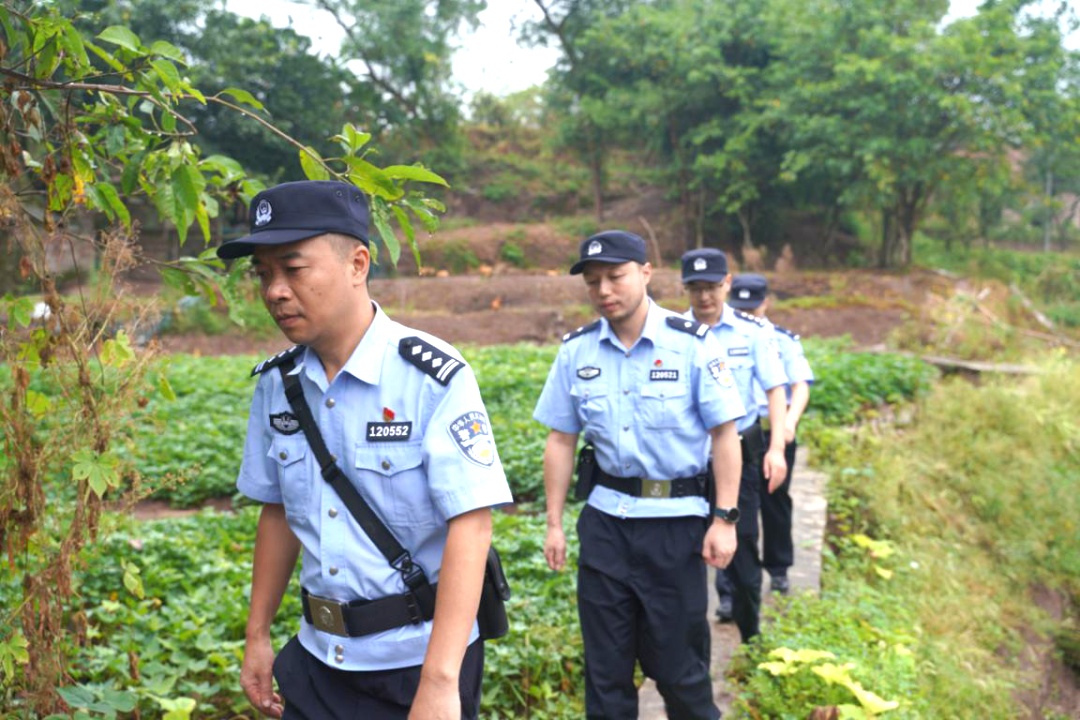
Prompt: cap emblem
<box><xmin>693</xmin><ymin>258</ymin><xmax>707</xmax><ymax>271</ymax></box>
<box><xmin>587</xmin><ymin>240</ymin><xmax>603</xmax><ymax>256</ymax></box>
<box><xmin>254</xmin><ymin>199</ymin><xmax>273</xmax><ymax>227</ymax></box>
<box><xmin>738</xmin><ymin>289</ymin><xmax>750</xmax><ymax>299</ymax></box>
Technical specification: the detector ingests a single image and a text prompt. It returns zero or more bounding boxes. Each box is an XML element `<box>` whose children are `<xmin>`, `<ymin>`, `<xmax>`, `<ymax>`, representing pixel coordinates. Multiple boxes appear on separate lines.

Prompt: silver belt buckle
<box><xmin>641</xmin><ymin>479</ymin><xmax>670</xmax><ymax>499</ymax></box>
<box><xmin>307</xmin><ymin>595</ymin><xmax>349</xmax><ymax>636</ymax></box>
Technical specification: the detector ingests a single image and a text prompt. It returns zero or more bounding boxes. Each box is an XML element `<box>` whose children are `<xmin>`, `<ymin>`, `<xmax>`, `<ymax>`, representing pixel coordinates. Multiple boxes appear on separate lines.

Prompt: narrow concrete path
<box><xmin>638</xmin><ymin>449</ymin><xmax>828</xmax><ymax>718</ymax></box>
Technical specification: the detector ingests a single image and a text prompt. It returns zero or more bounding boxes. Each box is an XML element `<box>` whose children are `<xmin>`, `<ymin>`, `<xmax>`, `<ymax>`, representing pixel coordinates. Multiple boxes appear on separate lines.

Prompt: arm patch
<box><xmin>665</xmin><ymin>316</ymin><xmax>709</xmax><ymax>337</ymax></box>
<box><xmin>250</xmin><ymin>345</ymin><xmax>304</xmax><ymax>377</ymax></box>
<box><xmin>562</xmin><ymin>319</ymin><xmax>601</xmax><ymax>343</ymax></box>
<box><xmin>399</xmin><ymin>336</ymin><xmax>465</xmax><ymax>386</ymax></box>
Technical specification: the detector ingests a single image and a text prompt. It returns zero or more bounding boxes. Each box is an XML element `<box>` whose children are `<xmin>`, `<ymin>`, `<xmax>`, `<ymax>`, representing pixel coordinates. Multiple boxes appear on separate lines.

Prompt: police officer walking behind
<box><xmin>217</xmin><ymin>180</ymin><xmax>513</xmax><ymax>719</ymax></box>
<box><xmin>533</xmin><ymin>230</ymin><xmax>746</xmax><ymax>720</ymax></box>
<box><xmin>681</xmin><ymin>249</ymin><xmax>788</xmax><ymax>643</ymax></box>
<box><xmin>729</xmin><ymin>273</ymin><xmax>814</xmax><ymax>596</ymax></box>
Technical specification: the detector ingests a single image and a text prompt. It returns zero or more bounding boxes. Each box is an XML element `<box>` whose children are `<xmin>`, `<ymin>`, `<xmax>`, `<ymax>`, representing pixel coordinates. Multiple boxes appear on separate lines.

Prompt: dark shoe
<box><xmin>770</xmin><ymin>575</ymin><xmax>790</xmax><ymax>595</ymax></box>
<box><xmin>715</xmin><ymin>595</ymin><xmax>733</xmax><ymax>622</ymax></box>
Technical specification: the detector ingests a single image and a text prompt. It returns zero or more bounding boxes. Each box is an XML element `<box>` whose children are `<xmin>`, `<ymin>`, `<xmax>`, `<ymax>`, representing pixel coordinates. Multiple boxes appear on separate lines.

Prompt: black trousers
<box><xmin>760</xmin><ymin>431</ymin><xmax>798</xmax><ymax>577</ymax></box>
<box><xmin>272</xmin><ymin>635</ymin><xmax>484</xmax><ymax>720</ymax></box>
<box><xmin>714</xmin><ymin>425</ymin><xmax>763</xmax><ymax>642</ymax></box>
<box><xmin>576</xmin><ymin>504</ymin><xmax>720</xmax><ymax>720</ymax></box>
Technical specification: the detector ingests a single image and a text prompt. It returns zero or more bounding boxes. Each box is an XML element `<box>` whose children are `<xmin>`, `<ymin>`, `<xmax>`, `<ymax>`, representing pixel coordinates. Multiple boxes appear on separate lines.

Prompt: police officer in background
<box><xmin>730</xmin><ymin>273</ymin><xmax>814</xmax><ymax>595</ymax></box>
<box><xmin>218</xmin><ymin>180</ymin><xmax>513</xmax><ymax>719</ymax></box>
<box><xmin>534</xmin><ymin>230</ymin><xmax>745</xmax><ymax>720</ymax></box>
<box><xmin>681</xmin><ymin>249</ymin><xmax>788</xmax><ymax>643</ymax></box>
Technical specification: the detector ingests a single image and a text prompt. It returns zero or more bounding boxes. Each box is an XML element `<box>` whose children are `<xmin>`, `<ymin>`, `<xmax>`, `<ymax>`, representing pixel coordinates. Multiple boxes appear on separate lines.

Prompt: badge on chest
<box><xmin>366</xmin><ymin>421</ymin><xmax>413</xmax><ymax>442</ymax></box>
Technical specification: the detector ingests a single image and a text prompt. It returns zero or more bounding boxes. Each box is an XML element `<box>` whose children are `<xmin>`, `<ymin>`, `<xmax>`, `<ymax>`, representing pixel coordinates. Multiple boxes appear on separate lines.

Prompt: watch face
<box><xmin>715</xmin><ymin>507</ymin><xmax>740</xmax><ymax>523</ymax></box>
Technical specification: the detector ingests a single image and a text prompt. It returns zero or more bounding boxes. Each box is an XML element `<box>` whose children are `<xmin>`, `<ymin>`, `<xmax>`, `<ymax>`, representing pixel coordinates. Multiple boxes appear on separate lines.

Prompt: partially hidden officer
<box><xmin>730</xmin><ymin>273</ymin><xmax>814</xmax><ymax>595</ymax></box>
<box><xmin>217</xmin><ymin>180</ymin><xmax>513</xmax><ymax>719</ymax></box>
<box><xmin>681</xmin><ymin>248</ymin><xmax>788</xmax><ymax>643</ymax></box>
<box><xmin>533</xmin><ymin>230</ymin><xmax>746</xmax><ymax>719</ymax></box>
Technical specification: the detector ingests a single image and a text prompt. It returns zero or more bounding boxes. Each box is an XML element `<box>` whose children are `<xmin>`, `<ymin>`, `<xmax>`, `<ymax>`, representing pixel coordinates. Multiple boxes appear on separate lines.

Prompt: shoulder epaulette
<box><xmin>399</xmin><ymin>336</ymin><xmax>464</xmax><ymax>386</ymax></box>
<box><xmin>251</xmin><ymin>345</ymin><xmax>304</xmax><ymax>377</ymax></box>
<box><xmin>666</xmin><ymin>316</ymin><xmax>709</xmax><ymax>338</ymax></box>
<box><xmin>735</xmin><ymin>310</ymin><xmax>767</xmax><ymax>327</ymax></box>
<box><xmin>561</xmin><ymin>320</ymin><xmax>601</xmax><ymax>343</ymax></box>
<box><xmin>773</xmin><ymin>324</ymin><xmax>800</xmax><ymax>341</ymax></box>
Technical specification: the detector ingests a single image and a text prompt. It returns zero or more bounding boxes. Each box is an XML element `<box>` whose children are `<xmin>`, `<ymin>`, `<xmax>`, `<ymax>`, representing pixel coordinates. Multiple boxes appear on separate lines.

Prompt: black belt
<box><xmin>595</xmin><ymin>467</ymin><xmax>707</xmax><ymax>499</ymax></box>
<box><xmin>301</xmin><ymin>584</ymin><xmax>437</xmax><ymax>638</ymax></box>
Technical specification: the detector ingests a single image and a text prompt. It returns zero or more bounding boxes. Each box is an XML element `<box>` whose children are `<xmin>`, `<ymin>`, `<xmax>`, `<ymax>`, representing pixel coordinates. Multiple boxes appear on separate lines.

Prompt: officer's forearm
<box><xmin>765</xmin><ymin>386</ymin><xmax>787</xmax><ymax>453</ymax></box>
<box><xmin>786</xmin><ymin>381</ymin><xmax>810</xmax><ymax>433</ymax></box>
<box><xmin>421</xmin><ymin>507</ymin><xmax>491</xmax><ymax>683</ymax></box>
<box><xmin>708</xmin><ymin>422</ymin><xmax>741</xmax><ymax>509</ymax></box>
<box><xmin>246</xmin><ymin>503</ymin><xmax>300</xmax><ymax>642</ymax></box>
<box><xmin>543</xmin><ymin>430</ymin><xmax>578</xmax><ymax>529</ymax></box>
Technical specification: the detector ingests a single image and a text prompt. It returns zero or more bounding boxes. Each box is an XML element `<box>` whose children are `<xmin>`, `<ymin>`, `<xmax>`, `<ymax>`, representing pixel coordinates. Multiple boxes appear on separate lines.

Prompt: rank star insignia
<box><xmin>448</xmin><ymin>411</ymin><xmax>495</xmax><ymax>467</ymax></box>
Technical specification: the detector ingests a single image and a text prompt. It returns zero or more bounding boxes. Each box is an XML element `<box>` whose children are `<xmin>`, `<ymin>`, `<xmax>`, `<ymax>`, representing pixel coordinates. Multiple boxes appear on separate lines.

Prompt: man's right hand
<box><xmin>241</xmin><ymin>636</ymin><xmax>284</xmax><ymax>718</ymax></box>
<box><xmin>544</xmin><ymin>526</ymin><xmax>567</xmax><ymax>572</ymax></box>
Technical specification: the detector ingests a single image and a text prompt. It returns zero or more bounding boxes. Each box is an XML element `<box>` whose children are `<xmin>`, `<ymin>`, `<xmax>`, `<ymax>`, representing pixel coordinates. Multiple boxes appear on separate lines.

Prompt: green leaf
<box><xmin>121</xmin><ymin>152</ymin><xmax>145</xmax><ymax>195</ymax></box>
<box><xmin>195</xmin><ymin>202</ymin><xmax>211</xmax><ymax>243</ymax></box>
<box><xmin>382</xmin><ymin>164</ymin><xmax>449</xmax><ymax>187</ymax></box>
<box><xmin>122</xmin><ymin>560</ymin><xmax>145</xmax><ymax>599</ymax></box>
<box><xmin>100</xmin><ymin>331</ymin><xmax>136</xmax><ymax>366</ymax></box>
<box><xmin>150</xmin><ymin>59</ymin><xmax>183</xmax><ymax>95</ymax></box>
<box><xmin>57</xmin><ymin>686</ymin><xmax>95</xmax><ymax>709</ymax></box>
<box><xmin>344</xmin><ymin>157</ymin><xmax>402</xmax><ymax>201</ymax></box>
<box><xmin>220</xmin><ymin>87</ymin><xmax>264</xmax><ymax>111</ymax></box>
<box><xmin>97</xmin><ymin>26</ymin><xmax>141</xmax><ymax>53</ymax></box>
<box><xmin>371</xmin><ymin>200</ymin><xmax>400</xmax><ymax>266</ymax></box>
<box><xmin>61</xmin><ymin>22</ymin><xmax>90</xmax><ymax>70</ymax></box>
<box><xmin>299</xmin><ymin>146</ymin><xmax>330</xmax><ymax>181</ymax></box>
<box><xmin>157</xmin><ymin>372</ymin><xmax>177</xmax><ymax>401</ymax></box>
<box><xmin>9</xmin><ymin>296</ymin><xmax>35</xmax><ymax>328</ymax></box>
<box><xmin>92</xmin><ymin>183</ymin><xmax>131</xmax><ymax>229</ymax></box>
<box><xmin>148</xmin><ymin>40</ymin><xmax>186</xmax><ymax>64</ymax></box>
<box><xmin>71</xmin><ymin>449</ymin><xmax>120</xmax><ymax>498</ymax></box>
<box><xmin>84</xmin><ymin>40</ymin><xmax>125</xmax><ymax>73</ymax></box>
<box><xmin>25</xmin><ymin>390</ymin><xmax>50</xmax><ymax>417</ymax></box>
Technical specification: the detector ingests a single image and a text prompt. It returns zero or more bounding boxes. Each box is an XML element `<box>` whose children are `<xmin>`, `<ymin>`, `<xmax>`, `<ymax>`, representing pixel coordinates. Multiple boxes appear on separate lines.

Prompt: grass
<box><xmin>736</xmin><ymin>356</ymin><xmax>1080</xmax><ymax>718</ymax></box>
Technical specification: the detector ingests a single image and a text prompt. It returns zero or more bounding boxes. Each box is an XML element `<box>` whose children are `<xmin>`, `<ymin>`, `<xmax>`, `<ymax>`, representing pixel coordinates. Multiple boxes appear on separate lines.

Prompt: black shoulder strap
<box><xmin>773</xmin><ymin>324</ymin><xmax>800</xmax><ymax>340</ymax></box>
<box><xmin>251</xmin><ymin>345</ymin><xmax>305</xmax><ymax>377</ymax></box>
<box><xmin>666</xmin><ymin>316</ymin><xmax>709</xmax><ymax>337</ymax></box>
<box><xmin>399</xmin><ymin>336</ymin><xmax>464</xmax><ymax>386</ymax></box>
<box><xmin>277</xmin><ymin>357</ymin><xmax>434</xmax><ymax>614</ymax></box>
<box><xmin>562</xmin><ymin>319</ymin><xmax>601</xmax><ymax>343</ymax></box>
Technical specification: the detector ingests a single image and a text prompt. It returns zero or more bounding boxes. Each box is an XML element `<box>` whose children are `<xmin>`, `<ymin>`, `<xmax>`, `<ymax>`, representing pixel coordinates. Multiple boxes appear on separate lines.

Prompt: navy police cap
<box><xmin>729</xmin><ymin>273</ymin><xmax>768</xmax><ymax>309</ymax></box>
<box><xmin>217</xmin><ymin>180</ymin><xmax>370</xmax><ymax>260</ymax></box>
<box><xmin>569</xmin><ymin>230</ymin><xmax>648</xmax><ymax>274</ymax></box>
<box><xmin>681</xmin><ymin>248</ymin><xmax>729</xmax><ymax>283</ymax></box>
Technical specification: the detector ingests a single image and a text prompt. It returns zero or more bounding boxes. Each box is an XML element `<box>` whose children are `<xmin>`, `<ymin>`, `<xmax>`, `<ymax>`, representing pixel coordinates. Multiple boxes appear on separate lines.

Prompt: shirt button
<box><xmin>278</xmin><ymin>451</ymin><xmax>288</xmax><ymax>460</ymax></box>
<box><xmin>330</xmin><ymin>454</ymin><xmax>337</xmax><ymax>463</ymax></box>
<box><xmin>623</xmin><ymin>389</ymin><xmax>629</xmax><ymax>395</ymax></box>
<box><xmin>325</xmin><ymin>398</ymin><xmax>336</xmax><ymax>408</ymax></box>
<box><xmin>624</xmin><ymin>463</ymin><xmax>631</xmax><ymax>470</ymax></box>
<box><xmin>381</xmin><ymin>459</ymin><xmax>391</xmax><ymax>470</ymax></box>
<box><xmin>335</xmin><ymin>654</ymin><xmax>345</xmax><ymax>664</ymax></box>
<box><xmin>623</xmin><ymin>426</ymin><xmax>629</xmax><ymax>431</ymax></box>
<box><xmin>329</xmin><ymin>566</ymin><xmax>339</xmax><ymax>575</ymax></box>
<box><xmin>328</xmin><ymin>508</ymin><xmax>338</xmax><ymax>518</ymax></box>
<box><xmin>335</xmin><ymin>644</ymin><xmax>344</xmax><ymax>653</ymax></box>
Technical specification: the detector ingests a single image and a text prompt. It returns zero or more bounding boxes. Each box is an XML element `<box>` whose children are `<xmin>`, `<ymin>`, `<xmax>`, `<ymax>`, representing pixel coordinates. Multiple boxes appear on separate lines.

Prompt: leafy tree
<box><xmin>0</xmin><ymin>2</ymin><xmax>447</xmax><ymax>713</ymax></box>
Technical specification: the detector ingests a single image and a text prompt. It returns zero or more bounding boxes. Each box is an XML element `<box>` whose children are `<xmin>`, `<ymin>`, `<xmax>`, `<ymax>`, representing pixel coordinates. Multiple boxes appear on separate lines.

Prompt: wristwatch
<box><xmin>713</xmin><ymin>506</ymin><xmax>740</xmax><ymax>524</ymax></box>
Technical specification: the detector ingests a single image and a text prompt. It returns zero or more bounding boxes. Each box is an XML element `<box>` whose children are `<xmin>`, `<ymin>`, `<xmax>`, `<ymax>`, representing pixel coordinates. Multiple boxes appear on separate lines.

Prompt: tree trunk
<box><xmin>584</xmin><ymin>120</ymin><xmax>604</xmax><ymax>224</ymax></box>
<box><xmin>878</xmin><ymin>208</ymin><xmax>893</xmax><ymax>268</ymax></box>
<box><xmin>1043</xmin><ymin>170</ymin><xmax>1053</xmax><ymax>253</ymax></box>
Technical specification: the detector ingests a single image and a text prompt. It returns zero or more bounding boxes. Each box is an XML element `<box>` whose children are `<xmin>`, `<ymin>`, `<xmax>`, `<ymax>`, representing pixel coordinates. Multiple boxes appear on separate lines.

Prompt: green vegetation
<box><xmin>734</xmin><ymin>359</ymin><xmax>1080</xmax><ymax>718</ymax></box>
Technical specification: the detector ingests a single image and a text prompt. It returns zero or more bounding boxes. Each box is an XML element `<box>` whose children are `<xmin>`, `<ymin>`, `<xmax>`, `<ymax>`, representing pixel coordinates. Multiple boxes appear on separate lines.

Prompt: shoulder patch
<box><xmin>665</xmin><ymin>316</ymin><xmax>709</xmax><ymax>338</ymax></box>
<box><xmin>735</xmin><ymin>310</ymin><xmax>767</xmax><ymax>327</ymax></box>
<box><xmin>773</xmin><ymin>324</ymin><xmax>800</xmax><ymax>341</ymax></box>
<box><xmin>562</xmin><ymin>319</ymin><xmax>601</xmax><ymax>343</ymax></box>
<box><xmin>399</xmin><ymin>336</ymin><xmax>464</xmax><ymax>386</ymax></box>
<box><xmin>251</xmin><ymin>345</ymin><xmax>304</xmax><ymax>377</ymax></box>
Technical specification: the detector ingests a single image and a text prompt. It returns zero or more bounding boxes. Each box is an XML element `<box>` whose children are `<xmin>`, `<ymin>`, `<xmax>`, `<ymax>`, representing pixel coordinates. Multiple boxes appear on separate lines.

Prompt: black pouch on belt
<box><xmin>574</xmin><ymin>443</ymin><xmax>598</xmax><ymax>501</ymax></box>
<box><xmin>477</xmin><ymin>546</ymin><xmax>512</xmax><ymax>640</ymax></box>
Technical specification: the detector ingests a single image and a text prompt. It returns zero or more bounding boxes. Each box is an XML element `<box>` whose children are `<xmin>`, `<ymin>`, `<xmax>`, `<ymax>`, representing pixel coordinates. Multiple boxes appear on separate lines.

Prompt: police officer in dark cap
<box><xmin>534</xmin><ymin>230</ymin><xmax>746</xmax><ymax>719</ymax></box>
<box><xmin>680</xmin><ymin>249</ymin><xmax>789</xmax><ymax>644</ymax></box>
<box><xmin>219</xmin><ymin>180</ymin><xmax>513</xmax><ymax>719</ymax></box>
<box><xmin>730</xmin><ymin>273</ymin><xmax>814</xmax><ymax>596</ymax></box>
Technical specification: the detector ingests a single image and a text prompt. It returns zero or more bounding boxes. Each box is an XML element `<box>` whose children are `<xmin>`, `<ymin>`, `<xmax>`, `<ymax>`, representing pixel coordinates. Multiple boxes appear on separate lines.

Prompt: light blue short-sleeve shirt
<box><xmin>753</xmin><ymin>323</ymin><xmax>815</xmax><ymax>412</ymax></box>
<box><xmin>684</xmin><ymin>305</ymin><xmax>787</xmax><ymax>432</ymax></box>
<box><xmin>533</xmin><ymin>300</ymin><xmax>745</xmax><ymax>519</ymax></box>
<box><xmin>237</xmin><ymin>303</ymin><xmax>513</xmax><ymax>671</ymax></box>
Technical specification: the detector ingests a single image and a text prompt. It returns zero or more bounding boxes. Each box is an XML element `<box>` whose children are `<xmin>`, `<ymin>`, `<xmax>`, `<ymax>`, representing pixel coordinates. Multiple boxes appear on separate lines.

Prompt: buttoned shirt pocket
<box><xmin>355</xmin><ymin>444</ymin><xmax>435</xmax><ymax>527</ymax></box>
<box><xmin>638</xmin><ymin>383</ymin><xmax>691</xmax><ymax>430</ymax></box>
<box><xmin>570</xmin><ymin>382</ymin><xmax>610</xmax><ymax>434</ymax></box>
<box><xmin>268</xmin><ymin>437</ymin><xmax>311</xmax><ymax>521</ymax></box>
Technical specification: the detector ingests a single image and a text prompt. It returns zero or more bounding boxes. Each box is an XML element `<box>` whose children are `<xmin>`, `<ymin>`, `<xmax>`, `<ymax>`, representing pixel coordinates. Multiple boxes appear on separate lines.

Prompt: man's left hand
<box><xmin>763</xmin><ymin>448</ymin><xmax>788</xmax><ymax>493</ymax></box>
<box><xmin>409</xmin><ymin>675</ymin><xmax>460</xmax><ymax>720</ymax></box>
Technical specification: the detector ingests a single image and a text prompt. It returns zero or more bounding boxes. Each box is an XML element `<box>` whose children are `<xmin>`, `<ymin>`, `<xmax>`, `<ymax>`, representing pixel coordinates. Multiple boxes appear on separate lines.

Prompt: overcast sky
<box><xmin>223</xmin><ymin>0</ymin><xmax>1075</xmax><ymax>99</ymax></box>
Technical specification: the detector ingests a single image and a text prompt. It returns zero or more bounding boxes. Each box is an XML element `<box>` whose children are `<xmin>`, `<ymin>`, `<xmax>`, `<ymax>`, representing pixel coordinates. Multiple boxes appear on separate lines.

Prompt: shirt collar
<box><xmin>300</xmin><ymin>301</ymin><xmax>389</xmax><ymax>387</ymax></box>
<box><xmin>598</xmin><ymin>298</ymin><xmax>661</xmax><ymax>349</ymax></box>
